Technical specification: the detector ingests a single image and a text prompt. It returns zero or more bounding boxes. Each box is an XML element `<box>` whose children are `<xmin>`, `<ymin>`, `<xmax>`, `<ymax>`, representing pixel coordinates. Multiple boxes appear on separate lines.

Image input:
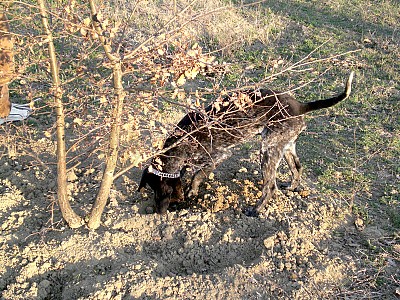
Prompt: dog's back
<box><xmin>166</xmin><ymin>71</ymin><xmax>354</xmax><ymax>146</ymax></box>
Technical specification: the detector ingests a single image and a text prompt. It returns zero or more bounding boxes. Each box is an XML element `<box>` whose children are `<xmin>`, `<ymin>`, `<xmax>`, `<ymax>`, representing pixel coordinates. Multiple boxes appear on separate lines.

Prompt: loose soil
<box><xmin>1</xmin><ymin>140</ymin><xmax>398</xmax><ymax>299</ymax></box>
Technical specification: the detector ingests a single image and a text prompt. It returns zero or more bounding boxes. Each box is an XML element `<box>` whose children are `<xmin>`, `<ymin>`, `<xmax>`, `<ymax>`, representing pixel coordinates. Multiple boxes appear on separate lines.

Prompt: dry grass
<box><xmin>105</xmin><ymin>0</ymin><xmax>283</xmax><ymax>54</ymax></box>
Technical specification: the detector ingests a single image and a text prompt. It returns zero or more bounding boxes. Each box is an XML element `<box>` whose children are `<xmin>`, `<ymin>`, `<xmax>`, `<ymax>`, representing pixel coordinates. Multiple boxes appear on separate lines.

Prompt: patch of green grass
<box><xmin>240</xmin><ymin>142</ymin><xmax>254</xmax><ymax>151</ymax></box>
<box><xmin>297</xmin><ymin>37</ymin><xmax>331</xmax><ymax>55</ymax></box>
<box><xmin>352</xmin><ymin>203</ymin><xmax>370</xmax><ymax>223</ymax></box>
<box><xmin>222</xmin><ymin>65</ymin><xmax>243</xmax><ymax>86</ymax></box>
<box><xmin>235</xmin><ymin>49</ymin><xmax>269</xmax><ymax>66</ymax></box>
<box><xmin>379</xmin><ymin>185</ymin><xmax>400</xmax><ymax>229</ymax></box>
<box><xmin>388</xmin><ymin>209</ymin><xmax>400</xmax><ymax>229</ymax></box>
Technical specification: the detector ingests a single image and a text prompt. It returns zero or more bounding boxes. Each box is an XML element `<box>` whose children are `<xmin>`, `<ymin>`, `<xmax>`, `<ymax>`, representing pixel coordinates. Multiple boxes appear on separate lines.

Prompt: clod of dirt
<box><xmin>354</xmin><ymin>217</ymin><xmax>365</xmax><ymax>231</ymax></box>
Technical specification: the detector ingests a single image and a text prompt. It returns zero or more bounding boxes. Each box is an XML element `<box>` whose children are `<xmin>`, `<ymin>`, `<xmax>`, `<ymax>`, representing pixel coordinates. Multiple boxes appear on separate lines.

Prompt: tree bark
<box><xmin>87</xmin><ymin>0</ymin><xmax>125</xmax><ymax>229</ymax></box>
<box><xmin>37</xmin><ymin>0</ymin><xmax>83</xmax><ymax>228</ymax></box>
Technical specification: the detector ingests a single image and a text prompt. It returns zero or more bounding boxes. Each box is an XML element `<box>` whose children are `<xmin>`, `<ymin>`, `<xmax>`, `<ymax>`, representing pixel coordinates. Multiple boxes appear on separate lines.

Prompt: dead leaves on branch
<box><xmin>19</xmin><ymin>1</ymin><xmax>223</xmax><ymax>177</ymax></box>
<box><xmin>62</xmin><ymin>0</ymin><xmax>217</xmax><ymax>88</ymax></box>
<box><xmin>125</xmin><ymin>38</ymin><xmax>216</xmax><ymax>89</ymax></box>
<box><xmin>64</xmin><ymin>2</ymin><xmax>120</xmax><ymax>42</ymax></box>
<box><xmin>212</xmin><ymin>92</ymin><xmax>253</xmax><ymax>113</ymax></box>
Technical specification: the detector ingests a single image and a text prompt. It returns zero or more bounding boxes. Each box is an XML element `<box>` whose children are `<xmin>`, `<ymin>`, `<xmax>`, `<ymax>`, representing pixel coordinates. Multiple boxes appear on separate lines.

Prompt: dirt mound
<box><xmin>4</xmin><ymin>143</ymin><xmax>395</xmax><ymax>299</ymax></box>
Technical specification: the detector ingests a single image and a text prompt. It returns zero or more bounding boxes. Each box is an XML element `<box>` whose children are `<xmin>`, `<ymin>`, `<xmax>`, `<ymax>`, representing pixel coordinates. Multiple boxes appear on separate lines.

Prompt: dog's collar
<box><xmin>148</xmin><ymin>165</ymin><xmax>180</xmax><ymax>179</ymax></box>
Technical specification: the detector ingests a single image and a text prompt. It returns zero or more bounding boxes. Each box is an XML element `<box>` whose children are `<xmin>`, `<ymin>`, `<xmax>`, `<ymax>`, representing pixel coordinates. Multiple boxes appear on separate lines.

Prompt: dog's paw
<box><xmin>280</xmin><ymin>182</ymin><xmax>303</xmax><ymax>192</ymax></box>
<box><xmin>243</xmin><ymin>207</ymin><xmax>259</xmax><ymax>218</ymax></box>
<box><xmin>289</xmin><ymin>185</ymin><xmax>303</xmax><ymax>193</ymax></box>
<box><xmin>186</xmin><ymin>188</ymin><xmax>199</xmax><ymax>199</ymax></box>
<box><xmin>278</xmin><ymin>182</ymin><xmax>291</xmax><ymax>190</ymax></box>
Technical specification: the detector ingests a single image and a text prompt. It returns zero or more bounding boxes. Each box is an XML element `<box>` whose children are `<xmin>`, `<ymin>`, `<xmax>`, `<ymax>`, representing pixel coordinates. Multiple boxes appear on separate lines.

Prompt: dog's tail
<box><xmin>298</xmin><ymin>72</ymin><xmax>354</xmax><ymax>115</ymax></box>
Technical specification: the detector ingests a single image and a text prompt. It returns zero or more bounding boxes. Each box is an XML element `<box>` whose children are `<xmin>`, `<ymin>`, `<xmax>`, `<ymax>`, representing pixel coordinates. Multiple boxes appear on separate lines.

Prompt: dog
<box><xmin>138</xmin><ymin>72</ymin><xmax>354</xmax><ymax>215</ymax></box>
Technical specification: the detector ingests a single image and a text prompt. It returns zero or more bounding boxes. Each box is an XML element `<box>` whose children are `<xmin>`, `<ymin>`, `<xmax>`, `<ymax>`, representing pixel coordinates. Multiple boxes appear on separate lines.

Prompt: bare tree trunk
<box><xmin>87</xmin><ymin>0</ymin><xmax>126</xmax><ymax>229</ymax></box>
<box><xmin>37</xmin><ymin>0</ymin><xmax>83</xmax><ymax>228</ymax></box>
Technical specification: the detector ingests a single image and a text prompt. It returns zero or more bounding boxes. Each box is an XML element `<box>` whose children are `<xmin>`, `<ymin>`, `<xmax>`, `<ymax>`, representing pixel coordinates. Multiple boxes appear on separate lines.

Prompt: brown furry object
<box><xmin>0</xmin><ymin>84</ymin><xmax>10</xmax><ymax>118</ymax></box>
<box><xmin>0</xmin><ymin>10</ymin><xmax>14</xmax><ymax>118</ymax></box>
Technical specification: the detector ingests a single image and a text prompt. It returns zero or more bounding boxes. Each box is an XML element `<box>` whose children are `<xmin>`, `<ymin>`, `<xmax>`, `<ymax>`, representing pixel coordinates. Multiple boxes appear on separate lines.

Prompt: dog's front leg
<box><xmin>171</xmin><ymin>178</ymin><xmax>185</xmax><ymax>203</ymax></box>
<box><xmin>186</xmin><ymin>165</ymin><xmax>214</xmax><ymax>198</ymax></box>
<box><xmin>156</xmin><ymin>181</ymin><xmax>175</xmax><ymax>214</ymax></box>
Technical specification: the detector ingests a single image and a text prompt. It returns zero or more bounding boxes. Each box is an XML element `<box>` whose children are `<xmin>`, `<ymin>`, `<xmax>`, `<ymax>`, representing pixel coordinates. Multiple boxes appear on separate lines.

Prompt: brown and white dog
<box><xmin>138</xmin><ymin>72</ymin><xmax>354</xmax><ymax>216</ymax></box>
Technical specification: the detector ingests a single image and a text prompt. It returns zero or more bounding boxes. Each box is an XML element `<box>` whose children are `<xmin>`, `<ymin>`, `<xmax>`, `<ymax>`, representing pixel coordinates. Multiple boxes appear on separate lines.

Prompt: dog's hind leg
<box><xmin>245</xmin><ymin>123</ymin><xmax>303</xmax><ymax>216</ymax></box>
<box><xmin>254</xmin><ymin>143</ymin><xmax>284</xmax><ymax>214</ymax></box>
<box><xmin>283</xmin><ymin>141</ymin><xmax>303</xmax><ymax>191</ymax></box>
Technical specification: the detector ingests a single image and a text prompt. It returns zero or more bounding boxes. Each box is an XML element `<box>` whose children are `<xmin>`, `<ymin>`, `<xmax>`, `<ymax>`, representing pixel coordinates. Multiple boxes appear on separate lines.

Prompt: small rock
<box><xmin>299</xmin><ymin>189</ymin><xmax>310</xmax><ymax>198</ymax></box>
<box><xmin>67</xmin><ymin>169</ymin><xmax>78</xmax><ymax>182</ymax></box>
<box><xmin>354</xmin><ymin>217</ymin><xmax>365</xmax><ymax>231</ymax></box>
<box><xmin>263</xmin><ymin>236</ymin><xmax>275</xmax><ymax>249</ymax></box>
<box><xmin>308</xmin><ymin>268</ymin><xmax>316</xmax><ymax>276</ymax></box>
<box><xmin>202</xmin><ymin>212</ymin><xmax>210</xmax><ymax>221</ymax></box>
<box><xmin>104</xmin><ymin>217</ymin><xmax>112</xmax><ymax>226</ymax></box>
<box><xmin>178</xmin><ymin>209</ymin><xmax>189</xmax><ymax>217</ymax></box>
<box><xmin>41</xmin><ymin>262</ymin><xmax>51</xmax><ymax>271</ymax></box>
<box><xmin>48</xmin><ymin>181</ymin><xmax>56</xmax><ymax>190</ymax></box>
<box><xmin>131</xmin><ymin>205</ymin><xmax>139</xmax><ymax>213</ymax></box>
<box><xmin>38</xmin><ymin>279</ymin><xmax>51</xmax><ymax>289</ymax></box>
<box><xmin>145</xmin><ymin>206</ymin><xmax>154</xmax><ymax>214</ymax></box>
<box><xmin>163</xmin><ymin>226</ymin><xmax>174</xmax><ymax>240</ymax></box>
<box><xmin>285</xmin><ymin>190</ymin><xmax>295</xmax><ymax>197</ymax></box>
<box><xmin>278</xmin><ymin>262</ymin><xmax>284</xmax><ymax>271</ymax></box>
<box><xmin>185</xmin><ymin>214</ymin><xmax>200</xmax><ymax>222</ymax></box>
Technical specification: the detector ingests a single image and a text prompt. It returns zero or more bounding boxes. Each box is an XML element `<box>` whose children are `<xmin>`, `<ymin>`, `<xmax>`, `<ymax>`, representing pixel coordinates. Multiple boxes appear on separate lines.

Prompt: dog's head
<box><xmin>138</xmin><ymin>167</ymin><xmax>184</xmax><ymax>214</ymax></box>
